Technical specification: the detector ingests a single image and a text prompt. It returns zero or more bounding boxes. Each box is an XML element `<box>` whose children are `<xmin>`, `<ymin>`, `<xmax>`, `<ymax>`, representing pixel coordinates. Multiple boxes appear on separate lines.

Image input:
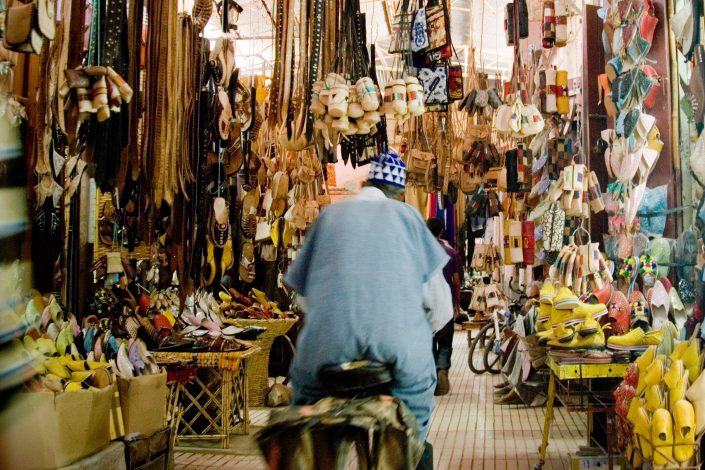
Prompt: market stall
<box><xmin>1</xmin><ymin>0</ymin><xmax>705</xmax><ymax>466</ymax></box>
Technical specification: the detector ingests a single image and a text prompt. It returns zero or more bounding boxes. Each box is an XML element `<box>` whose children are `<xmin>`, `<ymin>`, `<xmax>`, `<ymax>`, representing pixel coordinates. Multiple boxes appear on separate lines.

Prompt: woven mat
<box><xmin>150</xmin><ymin>347</ymin><xmax>260</xmax><ymax>371</ymax></box>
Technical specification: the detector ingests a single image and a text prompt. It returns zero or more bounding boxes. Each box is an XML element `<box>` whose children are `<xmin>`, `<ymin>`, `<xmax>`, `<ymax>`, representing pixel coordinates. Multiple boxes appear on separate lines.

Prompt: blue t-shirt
<box><xmin>285</xmin><ymin>190</ymin><xmax>449</xmax><ymax>394</ymax></box>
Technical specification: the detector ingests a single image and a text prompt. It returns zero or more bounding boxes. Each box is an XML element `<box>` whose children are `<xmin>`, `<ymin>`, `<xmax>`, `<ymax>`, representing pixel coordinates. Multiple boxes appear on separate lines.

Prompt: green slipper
<box><xmin>650</xmin><ymin>237</ymin><xmax>672</xmax><ymax>279</ymax></box>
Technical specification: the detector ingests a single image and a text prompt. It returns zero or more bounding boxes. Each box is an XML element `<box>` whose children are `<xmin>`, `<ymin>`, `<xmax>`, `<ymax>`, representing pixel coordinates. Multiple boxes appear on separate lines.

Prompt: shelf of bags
<box><xmin>547</xmin><ymin>357</ymin><xmax>630</xmax><ymax>380</ymax></box>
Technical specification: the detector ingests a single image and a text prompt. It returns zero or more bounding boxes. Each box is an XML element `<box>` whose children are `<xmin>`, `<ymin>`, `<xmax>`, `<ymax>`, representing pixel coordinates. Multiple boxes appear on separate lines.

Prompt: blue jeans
<box><xmin>433</xmin><ymin>320</ymin><xmax>454</xmax><ymax>371</ymax></box>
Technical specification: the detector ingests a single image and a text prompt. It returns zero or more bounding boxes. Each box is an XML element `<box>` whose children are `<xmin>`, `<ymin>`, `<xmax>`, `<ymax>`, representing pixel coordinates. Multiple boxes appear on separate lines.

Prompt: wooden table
<box><xmin>461</xmin><ymin>320</ymin><xmax>489</xmax><ymax>347</ymax></box>
<box><xmin>152</xmin><ymin>347</ymin><xmax>260</xmax><ymax>449</ymax></box>
<box><xmin>536</xmin><ymin>358</ymin><xmax>629</xmax><ymax>470</ymax></box>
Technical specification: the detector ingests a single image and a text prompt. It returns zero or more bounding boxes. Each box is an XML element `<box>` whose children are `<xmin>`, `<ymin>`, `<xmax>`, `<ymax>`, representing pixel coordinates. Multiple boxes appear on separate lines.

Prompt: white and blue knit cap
<box><xmin>367</xmin><ymin>149</ymin><xmax>407</xmax><ymax>188</ymax></box>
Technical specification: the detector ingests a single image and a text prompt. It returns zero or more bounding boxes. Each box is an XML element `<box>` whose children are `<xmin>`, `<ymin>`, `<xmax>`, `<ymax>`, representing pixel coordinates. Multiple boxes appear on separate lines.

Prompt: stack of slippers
<box><xmin>459</xmin><ymin>73</ymin><xmax>503</xmax><ymax>119</ymax></box>
<box><xmin>546</xmin><ymin>164</ymin><xmax>606</xmax><ymax>218</ymax></box>
<box><xmin>60</xmin><ymin>66</ymin><xmax>134</xmax><ymax>123</ymax></box>
<box><xmin>311</xmin><ymin>73</ymin><xmax>392</xmax><ymax>139</ymax></box>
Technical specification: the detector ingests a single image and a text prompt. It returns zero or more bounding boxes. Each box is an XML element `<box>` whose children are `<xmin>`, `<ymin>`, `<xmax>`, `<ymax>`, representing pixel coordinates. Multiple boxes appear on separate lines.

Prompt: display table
<box><xmin>461</xmin><ymin>320</ymin><xmax>489</xmax><ymax>347</ymax></box>
<box><xmin>536</xmin><ymin>358</ymin><xmax>629</xmax><ymax>470</ymax></box>
<box><xmin>151</xmin><ymin>347</ymin><xmax>260</xmax><ymax>449</ymax></box>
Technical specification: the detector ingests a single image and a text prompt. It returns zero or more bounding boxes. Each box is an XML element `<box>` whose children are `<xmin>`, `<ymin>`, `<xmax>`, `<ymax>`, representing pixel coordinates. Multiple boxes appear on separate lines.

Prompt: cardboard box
<box><xmin>0</xmin><ymin>385</ymin><xmax>114</xmax><ymax>470</ymax></box>
<box><xmin>117</xmin><ymin>372</ymin><xmax>167</xmax><ymax>437</ymax></box>
<box><xmin>569</xmin><ymin>452</ymin><xmax>623</xmax><ymax>470</ymax></box>
<box><xmin>124</xmin><ymin>427</ymin><xmax>170</xmax><ymax>470</ymax></box>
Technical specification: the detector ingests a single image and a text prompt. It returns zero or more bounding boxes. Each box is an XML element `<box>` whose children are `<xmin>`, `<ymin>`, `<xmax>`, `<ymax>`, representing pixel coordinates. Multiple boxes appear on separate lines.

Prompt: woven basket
<box><xmin>232</xmin><ymin>317</ymin><xmax>299</xmax><ymax>406</ymax></box>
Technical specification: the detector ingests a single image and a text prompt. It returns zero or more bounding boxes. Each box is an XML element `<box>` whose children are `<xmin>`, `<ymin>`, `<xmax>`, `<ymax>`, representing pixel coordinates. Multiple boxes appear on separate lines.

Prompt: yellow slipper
<box><xmin>644</xmin><ymin>384</ymin><xmax>665</xmax><ymax>412</ymax></box>
<box><xmin>673</xmin><ymin>399</ymin><xmax>696</xmax><ymax>463</ymax></box>
<box><xmin>651</xmin><ymin>408</ymin><xmax>673</xmax><ymax>466</ymax></box>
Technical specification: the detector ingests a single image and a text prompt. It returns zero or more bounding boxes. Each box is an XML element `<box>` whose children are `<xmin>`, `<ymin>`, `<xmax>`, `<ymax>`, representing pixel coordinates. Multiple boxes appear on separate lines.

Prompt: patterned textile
<box><xmin>151</xmin><ymin>348</ymin><xmax>259</xmax><ymax>371</ymax></box>
<box><xmin>547</xmin><ymin>137</ymin><xmax>572</xmax><ymax>180</ymax></box>
<box><xmin>257</xmin><ymin>395</ymin><xmax>425</xmax><ymax>470</ymax></box>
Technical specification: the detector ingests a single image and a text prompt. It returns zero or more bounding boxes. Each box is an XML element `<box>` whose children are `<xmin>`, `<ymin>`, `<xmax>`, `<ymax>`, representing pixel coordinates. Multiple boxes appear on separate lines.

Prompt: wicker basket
<box><xmin>231</xmin><ymin>316</ymin><xmax>299</xmax><ymax>406</ymax></box>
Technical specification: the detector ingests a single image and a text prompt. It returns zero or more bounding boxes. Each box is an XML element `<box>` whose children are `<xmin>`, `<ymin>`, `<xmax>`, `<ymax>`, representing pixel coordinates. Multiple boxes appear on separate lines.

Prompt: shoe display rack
<box><xmin>536</xmin><ymin>357</ymin><xmax>631</xmax><ymax>469</ymax></box>
<box><xmin>151</xmin><ymin>348</ymin><xmax>259</xmax><ymax>449</ymax></box>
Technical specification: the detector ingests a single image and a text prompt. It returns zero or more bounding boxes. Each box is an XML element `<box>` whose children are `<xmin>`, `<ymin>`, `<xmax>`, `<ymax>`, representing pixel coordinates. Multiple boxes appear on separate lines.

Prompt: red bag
<box><xmin>522</xmin><ymin>221</ymin><xmax>535</xmax><ymax>265</ymax></box>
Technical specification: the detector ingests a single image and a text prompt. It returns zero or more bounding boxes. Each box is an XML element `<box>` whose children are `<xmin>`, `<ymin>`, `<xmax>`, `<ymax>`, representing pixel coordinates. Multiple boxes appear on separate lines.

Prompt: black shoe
<box><xmin>435</xmin><ymin>369</ymin><xmax>450</xmax><ymax>396</ymax></box>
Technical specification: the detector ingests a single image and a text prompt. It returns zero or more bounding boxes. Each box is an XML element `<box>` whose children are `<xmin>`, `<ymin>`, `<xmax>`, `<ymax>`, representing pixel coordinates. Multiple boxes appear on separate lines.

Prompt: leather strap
<box><xmin>306</xmin><ymin>0</ymin><xmax>323</xmax><ymax>140</ymax></box>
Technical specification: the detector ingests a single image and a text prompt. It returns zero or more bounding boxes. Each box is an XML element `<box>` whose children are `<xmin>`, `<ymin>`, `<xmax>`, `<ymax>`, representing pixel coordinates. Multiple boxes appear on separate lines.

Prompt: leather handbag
<box><xmin>3</xmin><ymin>0</ymin><xmax>43</xmax><ymax>53</ymax></box>
<box><xmin>484</xmin><ymin>166</ymin><xmax>507</xmax><ymax>191</ymax></box>
<box><xmin>406</xmin><ymin>148</ymin><xmax>435</xmax><ymax>175</ymax></box>
<box><xmin>460</xmin><ymin>164</ymin><xmax>480</xmax><ymax>194</ymax></box>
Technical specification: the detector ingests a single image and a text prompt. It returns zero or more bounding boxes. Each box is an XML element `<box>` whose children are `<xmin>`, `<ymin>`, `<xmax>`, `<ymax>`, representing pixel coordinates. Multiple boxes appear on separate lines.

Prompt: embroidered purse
<box><xmin>418</xmin><ymin>65</ymin><xmax>449</xmax><ymax>105</ymax></box>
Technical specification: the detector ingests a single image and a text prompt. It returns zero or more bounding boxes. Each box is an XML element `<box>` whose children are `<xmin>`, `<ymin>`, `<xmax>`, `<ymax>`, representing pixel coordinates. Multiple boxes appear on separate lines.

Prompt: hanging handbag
<box><xmin>546</xmin><ymin>137</ymin><xmax>572</xmax><ymax>180</ymax></box>
<box><xmin>411</xmin><ymin>6</ymin><xmax>430</xmax><ymax>52</ymax></box>
<box><xmin>460</xmin><ymin>163</ymin><xmax>481</xmax><ymax>194</ymax></box>
<box><xmin>418</xmin><ymin>65</ymin><xmax>449</xmax><ymax>106</ymax></box>
<box><xmin>425</xmin><ymin>0</ymin><xmax>449</xmax><ymax>51</ymax></box>
<box><xmin>3</xmin><ymin>0</ymin><xmax>44</xmax><ymax>53</ymax></box>
<box><xmin>448</xmin><ymin>64</ymin><xmax>464</xmax><ymax>101</ymax></box>
<box><xmin>484</xmin><ymin>166</ymin><xmax>507</xmax><ymax>191</ymax></box>
<box><xmin>522</xmin><ymin>220</ymin><xmax>535</xmax><ymax>264</ymax></box>
<box><xmin>505</xmin><ymin>149</ymin><xmax>520</xmax><ymax>193</ymax></box>
<box><xmin>407</xmin><ymin>148</ymin><xmax>435</xmax><ymax>175</ymax></box>
<box><xmin>424</xmin><ymin>44</ymin><xmax>452</xmax><ymax>64</ymax></box>
<box><xmin>406</xmin><ymin>121</ymin><xmax>436</xmax><ymax>176</ymax></box>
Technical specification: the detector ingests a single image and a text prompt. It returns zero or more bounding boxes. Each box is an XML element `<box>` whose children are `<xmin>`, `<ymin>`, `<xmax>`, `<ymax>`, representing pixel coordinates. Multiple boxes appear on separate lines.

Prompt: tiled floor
<box><xmin>174</xmin><ymin>330</ymin><xmax>586</xmax><ymax>469</ymax></box>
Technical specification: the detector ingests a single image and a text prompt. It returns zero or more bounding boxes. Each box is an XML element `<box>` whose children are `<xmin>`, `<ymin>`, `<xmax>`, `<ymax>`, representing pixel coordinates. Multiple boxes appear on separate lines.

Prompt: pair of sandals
<box><xmin>605</xmin><ymin>63</ymin><xmax>660</xmax><ymax>116</ymax></box>
<box><xmin>602</xmin><ymin>113</ymin><xmax>660</xmax><ymax>183</ymax></box>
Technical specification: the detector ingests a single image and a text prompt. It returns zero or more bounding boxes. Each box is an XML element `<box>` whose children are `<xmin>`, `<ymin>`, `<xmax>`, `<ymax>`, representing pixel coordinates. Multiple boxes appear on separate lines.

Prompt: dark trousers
<box><xmin>433</xmin><ymin>320</ymin><xmax>454</xmax><ymax>370</ymax></box>
<box><xmin>416</xmin><ymin>442</ymin><xmax>434</xmax><ymax>469</ymax></box>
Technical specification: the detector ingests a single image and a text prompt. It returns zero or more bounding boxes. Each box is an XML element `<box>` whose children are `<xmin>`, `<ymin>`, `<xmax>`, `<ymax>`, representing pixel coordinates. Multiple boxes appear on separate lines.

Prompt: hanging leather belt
<box><xmin>305</xmin><ymin>0</ymin><xmax>323</xmax><ymax>140</ymax></box>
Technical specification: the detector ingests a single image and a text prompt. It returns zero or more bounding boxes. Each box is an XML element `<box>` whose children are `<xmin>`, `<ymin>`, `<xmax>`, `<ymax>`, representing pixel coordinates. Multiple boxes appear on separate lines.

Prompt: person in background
<box><xmin>284</xmin><ymin>150</ymin><xmax>453</xmax><ymax>468</ymax></box>
<box><xmin>426</xmin><ymin>217</ymin><xmax>463</xmax><ymax>396</ymax></box>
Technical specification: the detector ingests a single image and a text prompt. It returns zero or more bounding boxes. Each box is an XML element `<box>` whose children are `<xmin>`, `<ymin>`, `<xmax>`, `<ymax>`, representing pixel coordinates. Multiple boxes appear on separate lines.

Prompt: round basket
<box><xmin>232</xmin><ymin>316</ymin><xmax>299</xmax><ymax>406</ymax></box>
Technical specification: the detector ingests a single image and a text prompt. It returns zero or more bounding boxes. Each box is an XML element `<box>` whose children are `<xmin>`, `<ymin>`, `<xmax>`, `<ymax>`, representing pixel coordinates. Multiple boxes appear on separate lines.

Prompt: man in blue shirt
<box><xmin>284</xmin><ymin>151</ymin><xmax>453</xmax><ymax>443</ymax></box>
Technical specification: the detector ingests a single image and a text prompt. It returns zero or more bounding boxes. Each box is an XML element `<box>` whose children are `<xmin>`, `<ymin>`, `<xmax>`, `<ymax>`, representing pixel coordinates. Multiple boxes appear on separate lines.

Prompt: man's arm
<box><xmin>422</xmin><ymin>270</ymin><xmax>454</xmax><ymax>333</ymax></box>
